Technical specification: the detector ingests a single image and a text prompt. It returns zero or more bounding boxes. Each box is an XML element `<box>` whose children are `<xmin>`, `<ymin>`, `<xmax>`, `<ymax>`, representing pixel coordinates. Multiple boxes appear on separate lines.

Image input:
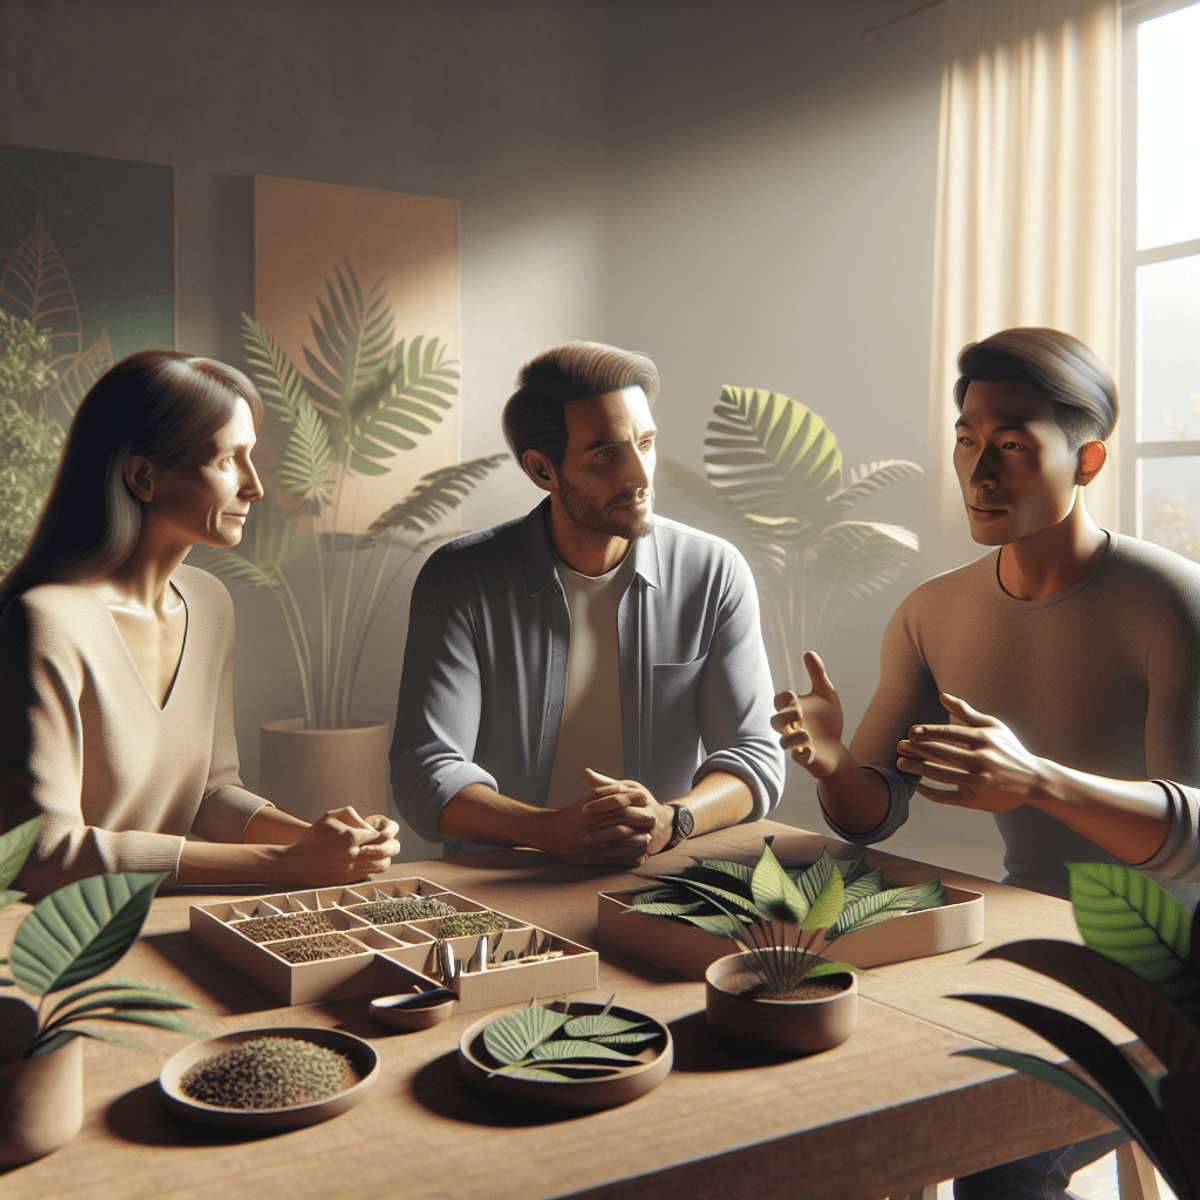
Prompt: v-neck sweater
<box><xmin>0</xmin><ymin>564</ymin><xmax>271</xmax><ymax>897</ymax></box>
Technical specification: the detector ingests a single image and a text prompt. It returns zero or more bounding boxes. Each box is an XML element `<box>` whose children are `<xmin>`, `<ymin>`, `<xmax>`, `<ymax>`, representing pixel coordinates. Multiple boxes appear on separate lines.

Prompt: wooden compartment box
<box><xmin>190</xmin><ymin>876</ymin><xmax>598</xmax><ymax>1011</ymax></box>
<box><xmin>596</xmin><ymin>882</ymin><xmax>984</xmax><ymax>981</ymax></box>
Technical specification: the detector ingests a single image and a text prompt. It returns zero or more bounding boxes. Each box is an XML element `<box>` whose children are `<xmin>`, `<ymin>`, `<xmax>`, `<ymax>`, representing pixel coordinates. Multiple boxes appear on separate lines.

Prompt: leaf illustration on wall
<box><xmin>0</xmin><ymin>215</ymin><xmax>82</xmax><ymax>379</ymax></box>
<box><xmin>47</xmin><ymin>328</ymin><xmax>114</xmax><ymax>416</ymax></box>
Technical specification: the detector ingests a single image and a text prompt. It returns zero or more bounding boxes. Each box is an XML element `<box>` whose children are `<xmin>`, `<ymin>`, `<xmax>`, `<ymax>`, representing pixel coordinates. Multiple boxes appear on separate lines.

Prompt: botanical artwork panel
<box><xmin>254</xmin><ymin>176</ymin><xmax>460</xmax><ymax>534</ymax></box>
<box><xmin>0</xmin><ymin>143</ymin><xmax>175</xmax><ymax>571</ymax></box>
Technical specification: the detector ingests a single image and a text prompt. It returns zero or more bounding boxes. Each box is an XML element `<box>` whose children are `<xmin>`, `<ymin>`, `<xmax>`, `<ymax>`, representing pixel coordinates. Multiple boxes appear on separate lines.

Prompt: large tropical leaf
<box><xmin>9</xmin><ymin>872</ymin><xmax>166</xmax><ymax>996</ymax></box>
<box><xmin>801</xmin><ymin>868</ymin><xmax>845</xmax><ymax>932</ymax></box>
<box><xmin>954</xmin><ymin>993</ymin><xmax>1192</xmax><ymax>1191</ymax></box>
<box><xmin>977</xmin><ymin>939</ymin><xmax>1200</xmax><ymax>1073</ymax></box>
<box><xmin>0</xmin><ymin>215</ymin><xmax>81</xmax><ymax>377</ymax></box>
<box><xmin>793</xmin><ymin>851</ymin><xmax>839</xmax><ymax>907</ymax></box>
<box><xmin>0</xmin><ymin>814</ymin><xmax>41</xmax><ymax>893</ymax></box>
<box><xmin>357</xmin><ymin>453</ymin><xmax>509</xmax><ymax>547</ymax></box>
<box><xmin>665</xmin><ymin>875</ymin><xmax>762</xmax><ymax>917</ymax></box>
<box><xmin>703</xmin><ymin>386</ymin><xmax>843</xmax><ymax>527</ymax></box>
<box><xmin>829</xmin><ymin>460</ymin><xmax>924</xmax><ymax>509</ymax></box>
<box><xmin>831</xmin><ymin>880</ymin><xmax>946</xmax><ymax>939</ymax></box>
<box><xmin>809</xmin><ymin>521</ymin><xmax>920</xmax><ymax>600</ymax></box>
<box><xmin>1068</xmin><ymin>862</ymin><xmax>1195</xmax><ymax>1001</ymax></box>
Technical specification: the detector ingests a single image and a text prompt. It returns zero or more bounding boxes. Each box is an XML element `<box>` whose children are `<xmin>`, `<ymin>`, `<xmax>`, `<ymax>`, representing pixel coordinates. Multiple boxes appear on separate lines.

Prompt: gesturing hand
<box><xmin>896</xmin><ymin>693</ymin><xmax>1044</xmax><ymax>812</ymax></box>
<box><xmin>275</xmin><ymin>806</ymin><xmax>401</xmax><ymax>884</ymax></box>
<box><xmin>771</xmin><ymin>651</ymin><xmax>844</xmax><ymax>778</ymax></box>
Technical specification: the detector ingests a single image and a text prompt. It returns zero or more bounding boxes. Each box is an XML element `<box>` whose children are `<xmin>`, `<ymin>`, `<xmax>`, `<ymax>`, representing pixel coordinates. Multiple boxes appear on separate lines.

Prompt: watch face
<box><xmin>675</xmin><ymin>804</ymin><xmax>695</xmax><ymax>840</ymax></box>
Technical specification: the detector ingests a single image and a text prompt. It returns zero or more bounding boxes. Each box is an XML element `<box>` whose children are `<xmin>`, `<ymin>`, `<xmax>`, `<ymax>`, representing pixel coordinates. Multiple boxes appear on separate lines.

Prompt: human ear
<box><xmin>125</xmin><ymin>455</ymin><xmax>156</xmax><ymax>502</ymax></box>
<box><xmin>1076</xmin><ymin>440</ymin><xmax>1107</xmax><ymax>486</ymax></box>
<box><xmin>521</xmin><ymin>449</ymin><xmax>557</xmax><ymax>492</ymax></box>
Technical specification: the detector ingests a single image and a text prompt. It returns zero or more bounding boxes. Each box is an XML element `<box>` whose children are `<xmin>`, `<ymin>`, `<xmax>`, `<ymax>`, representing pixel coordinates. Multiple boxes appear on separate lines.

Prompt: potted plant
<box><xmin>639</xmin><ymin>840</ymin><xmax>937</xmax><ymax>1053</ymax></box>
<box><xmin>950</xmin><ymin>862</ymin><xmax>1199</xmax><ymax>1200</ymax></box>
<box><xmin>196</xmin><ymin>263</ymin><xmax>506</xmax><ymax>819</ymax></box>
<box><xmin>658</xmin><ymin>385</ymin><xmax>922</xmax><ymax>676</ymax></box>
<box><xmin>0</xmin><ymin>817</ymin><xmax>202</xmax><ymax>1165</ymax></box>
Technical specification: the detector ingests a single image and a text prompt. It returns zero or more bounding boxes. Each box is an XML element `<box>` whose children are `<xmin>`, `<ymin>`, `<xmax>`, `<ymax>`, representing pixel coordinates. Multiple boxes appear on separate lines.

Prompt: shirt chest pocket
<box><xmin>651</xmin><ymin>657</ymin><xmax>707</xmax><ymax>733</ymax></box>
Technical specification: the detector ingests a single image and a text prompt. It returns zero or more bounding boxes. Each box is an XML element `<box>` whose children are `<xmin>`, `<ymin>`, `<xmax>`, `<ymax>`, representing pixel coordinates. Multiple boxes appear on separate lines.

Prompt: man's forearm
<box><xmin>814</xmin><ymin>744</ymin><xmax>893</xmax><ymax>834</ymax></box>
<box><xmin>1028</xmin><ymin>763</ymin><xmax>1171</xmax><ymax>865</ymax></box>
<box><xmin>437</xmin><ymin>783</ymin><xmax>547</xmax><ymax>849</ymax></box>
<box><xmin>681</xmin><ymin>770</ymin><xmax>755</xmax><ymax>835</ymax></box>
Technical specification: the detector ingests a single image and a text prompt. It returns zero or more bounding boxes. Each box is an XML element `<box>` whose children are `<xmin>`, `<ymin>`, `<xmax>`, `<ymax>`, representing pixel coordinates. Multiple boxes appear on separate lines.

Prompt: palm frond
<box><xmin>809</xmin><ymin>521</ymin><xmax>920</xmax><ymax>600</ymax></box>
<box><xmin>830</xmin><ymin>459</ymin><xmax>925</xmax><ymax>509</ymax></box>
<box><xmin>703</xmin><ymin>386</ymin><xmax>843</xmax><ymax>523</ymax></box>
<box><xmin>279</xmin><ymin>400</ymin><xmax>336</xmax><ymax>505</ymax></box>
<box><xmin>358</xmin><ymin>453</ymin><xmax>508</xmax><ymax>546</ymax></box>
<box><xmin>240</xmin><ymin>314</ymin><xmax>311</xmax><ymax>425</ymax></box>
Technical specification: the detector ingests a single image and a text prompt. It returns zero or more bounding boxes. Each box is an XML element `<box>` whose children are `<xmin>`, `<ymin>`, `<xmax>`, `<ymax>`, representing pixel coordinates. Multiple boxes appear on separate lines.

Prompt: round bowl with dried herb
<box><xmin>158</xmin><ymin>1027</ymin><xmax>379</xmax><ymax>1129</ymax></box>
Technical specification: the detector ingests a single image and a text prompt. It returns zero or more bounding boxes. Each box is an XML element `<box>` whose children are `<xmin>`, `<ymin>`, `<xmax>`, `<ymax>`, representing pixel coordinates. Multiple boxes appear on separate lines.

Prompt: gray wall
<box><xmin>0</xmin><ymin>0</ymin><xmax>1006</xmax><ymax>877</ymax></box>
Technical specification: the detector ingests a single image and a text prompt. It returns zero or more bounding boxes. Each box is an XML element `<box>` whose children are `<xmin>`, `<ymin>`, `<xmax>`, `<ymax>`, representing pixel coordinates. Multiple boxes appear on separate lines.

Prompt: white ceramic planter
<box><xmin>705</xmin><ymin>950</ymin><xmax>858</xmax><ymax>1054</ymax></box>
<box><xmin>0</xmin><ymin>1037</ymin><xmax>84</xmax><ymax>1166</ymax></box>
<box><xmin>259</xmin><ymin>719</ymin><xmax>390</xmax><ymax>823</ymax></box>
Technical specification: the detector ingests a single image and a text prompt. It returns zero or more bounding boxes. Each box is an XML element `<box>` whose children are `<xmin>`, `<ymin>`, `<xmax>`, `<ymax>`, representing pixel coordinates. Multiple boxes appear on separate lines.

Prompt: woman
<box><xmin>0</xmin><ymin>350</ymin><xmax>400</xmax><ymax>897</ymax></box>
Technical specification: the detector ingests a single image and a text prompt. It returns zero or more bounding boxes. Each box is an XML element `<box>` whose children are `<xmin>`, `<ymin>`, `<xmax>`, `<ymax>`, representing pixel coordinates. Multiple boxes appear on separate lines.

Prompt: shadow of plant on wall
<box><xmin>657</xmin><ymin>386</ymin><xmax>922</xmax><ymax>682</ymax></box>
<box><xmin>197</xmin><ymin>262</ymin><xmax>506</xmax><ymax>729</ymax></box>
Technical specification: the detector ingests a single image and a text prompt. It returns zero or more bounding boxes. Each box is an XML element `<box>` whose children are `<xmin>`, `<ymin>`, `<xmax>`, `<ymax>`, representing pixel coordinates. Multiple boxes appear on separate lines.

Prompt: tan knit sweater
<box><xmin>0</xmin><ymin>564</ymin><xmax>271</xmax><ymax>897</ymax></box>
<box><xmin>837</xmin><ymin>534</ymin><xmax>1200</xmax><ymax>899</ymax></box>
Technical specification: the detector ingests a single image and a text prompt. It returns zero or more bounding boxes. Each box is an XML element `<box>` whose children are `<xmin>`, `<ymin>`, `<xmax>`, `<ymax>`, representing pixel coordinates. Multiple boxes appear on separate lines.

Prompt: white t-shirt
<box><xmin>546</xmin><ymin>549</ymin><xmax>636</xmax><ymax>809</ymax></box>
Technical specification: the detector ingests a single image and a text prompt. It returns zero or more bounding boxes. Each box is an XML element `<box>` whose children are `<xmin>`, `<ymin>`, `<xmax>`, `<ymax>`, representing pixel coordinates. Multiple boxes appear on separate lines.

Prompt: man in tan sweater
<box><xmin>773</xmin><ymin>327</ymin><xmax>1200</xmax><ymax>1198</ymax></box>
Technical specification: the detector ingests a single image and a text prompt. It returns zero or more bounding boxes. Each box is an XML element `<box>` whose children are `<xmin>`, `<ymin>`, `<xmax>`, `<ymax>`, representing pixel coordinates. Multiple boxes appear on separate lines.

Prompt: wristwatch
<box><xmin>663</xmin><ymin>801</ymin><xmax>695</xmax><ymax>851</ymax></box>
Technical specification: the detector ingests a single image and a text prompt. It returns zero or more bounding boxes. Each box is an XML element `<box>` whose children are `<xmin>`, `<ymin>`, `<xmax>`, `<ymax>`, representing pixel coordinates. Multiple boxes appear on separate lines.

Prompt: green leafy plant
<box><xmin>197</xmin><ymin>262</ymin><xmax>506</xmax><ymax>728</ymax></box>
<box><xmin>481</xmin><ymin>996</ymin><xmax>663</xmax><ymax>1082</ymax></box>
<box><xmin>658</xmin><ymin>386</ymin><xmax>922</xmax><ymax>673</ymax></box>
<box><xmin>0</xmin><ymin>816</ymin><xmax>203</xmax><ymax>1062</ymax></box>
<box><xmin>633</xmin><ymin>841</ymin><xmax>944</xmax><ymax>998</ymax></box>
<box><xmin>952</xmin><ymin>862</ymin><xmax>1200</xmax><ymax>1200</ymax></box>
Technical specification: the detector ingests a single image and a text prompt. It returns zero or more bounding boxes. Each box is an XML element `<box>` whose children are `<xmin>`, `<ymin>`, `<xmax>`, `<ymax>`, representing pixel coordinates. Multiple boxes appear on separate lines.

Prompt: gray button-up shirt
<box><xmin>390</xmin><ymin>500</ymin><xmax>784</xmax><ymax>854</ymax></box>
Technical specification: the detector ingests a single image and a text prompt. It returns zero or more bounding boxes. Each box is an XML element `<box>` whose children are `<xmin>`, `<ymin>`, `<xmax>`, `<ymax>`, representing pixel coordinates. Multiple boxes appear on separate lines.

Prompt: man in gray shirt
<box><xmin>391</xmin><ymin>341</ymin><xmax>784</xmax><ymax>862</ymax></box>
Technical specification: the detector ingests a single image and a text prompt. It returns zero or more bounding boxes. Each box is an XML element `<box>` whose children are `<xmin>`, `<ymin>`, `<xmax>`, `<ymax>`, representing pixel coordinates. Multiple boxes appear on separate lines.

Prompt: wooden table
<box><xmin>0</xmin><ymin>821</ymin><xmax>1138</xmax><ymax>1200</ymax></box>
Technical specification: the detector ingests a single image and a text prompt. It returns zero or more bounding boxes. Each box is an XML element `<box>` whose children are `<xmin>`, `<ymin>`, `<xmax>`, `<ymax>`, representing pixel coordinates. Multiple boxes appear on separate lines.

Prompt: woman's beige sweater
<box><xmin>0</xmin><ymin>564</ymin><xmax>272</xmax><ymax>897</ymax></box>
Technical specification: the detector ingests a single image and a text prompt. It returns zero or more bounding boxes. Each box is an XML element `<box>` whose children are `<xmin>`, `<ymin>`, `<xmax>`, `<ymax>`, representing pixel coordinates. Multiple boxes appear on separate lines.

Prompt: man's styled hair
<box><xmin>954</xmin><ymin>328</ymin><xmax>1118</xmax><ymax>449</ymax></box>
<box><xmin>502</xmin><ymin>341</ymin><xmax>659</xmax><ymax>470</ymax></box>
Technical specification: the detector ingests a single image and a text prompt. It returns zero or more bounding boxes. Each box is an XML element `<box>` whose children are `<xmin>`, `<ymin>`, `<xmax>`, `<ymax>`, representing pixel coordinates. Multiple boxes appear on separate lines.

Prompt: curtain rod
<box><xmin>863</xmin><ymin>0</ymin><xmax>947</xmax><ymax>42</ymax></box>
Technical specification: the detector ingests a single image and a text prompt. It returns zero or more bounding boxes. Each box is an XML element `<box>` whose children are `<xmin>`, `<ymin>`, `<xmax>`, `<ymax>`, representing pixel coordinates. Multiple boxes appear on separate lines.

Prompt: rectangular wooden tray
<box><xmin>597</xmin><ymin>881</ymin><xmax>984</xmax><ymax>981</ymax></box>
<box><xmin>190</xmin><ymin>876</ymin><xmax>598</xmax><ymax>1010</ymax></box>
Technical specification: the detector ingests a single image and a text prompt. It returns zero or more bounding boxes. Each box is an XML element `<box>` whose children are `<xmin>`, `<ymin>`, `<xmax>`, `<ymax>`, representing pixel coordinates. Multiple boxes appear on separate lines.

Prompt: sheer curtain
<box><xmin>927</xmin><ymin>0</ymin><xmax>1120</xmax><ymax>577</ymax></box>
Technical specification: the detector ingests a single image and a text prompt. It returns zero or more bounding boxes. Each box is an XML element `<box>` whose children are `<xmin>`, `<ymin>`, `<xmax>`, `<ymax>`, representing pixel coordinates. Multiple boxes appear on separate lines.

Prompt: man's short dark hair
<box><xmin>502</xmin><ymin>342</ymin><xmax>660</xmax><ymax>470</ymax></box>
<box><xmin>954</xmin><ymin>327</ymin><xmax>1118</xmax><ymax>450</ymax></box>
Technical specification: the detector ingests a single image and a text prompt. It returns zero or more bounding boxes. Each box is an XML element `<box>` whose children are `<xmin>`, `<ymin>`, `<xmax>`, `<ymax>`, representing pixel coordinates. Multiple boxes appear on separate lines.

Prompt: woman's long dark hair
<box><xmin>0</xmin><ymin>350</ymin><xmax>263</xmax><ymax>610</ymax></box>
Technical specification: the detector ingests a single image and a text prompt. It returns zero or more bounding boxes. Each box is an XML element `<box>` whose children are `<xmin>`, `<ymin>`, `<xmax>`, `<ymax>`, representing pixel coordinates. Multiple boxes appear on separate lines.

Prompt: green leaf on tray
<box><xmin>532</xmin><ymin>1039</ymin><xmax>642</xmax><ymax>1063</ymax></box>
<box><xmin>482</xmin><ymin>1001</ymin><xmax>571</xmax><ymax>1064</ymax></box>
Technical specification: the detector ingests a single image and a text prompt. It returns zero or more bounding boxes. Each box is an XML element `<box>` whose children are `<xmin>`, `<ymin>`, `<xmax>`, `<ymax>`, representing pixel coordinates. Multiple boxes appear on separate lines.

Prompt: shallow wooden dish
<box><xmin>369</xmin><ymin>991</ymin><xmax>457</xmax><ymax>1032</ymax></box>
<box><xmin>158</xmin><ymin>1026</ymin><xmax>379</xmax><ymax>1129</ymax></box>
<box><xmin>457</xmin><ymin>1000</ymin><xmax>672</xmax><ymax>1110</ymax></box>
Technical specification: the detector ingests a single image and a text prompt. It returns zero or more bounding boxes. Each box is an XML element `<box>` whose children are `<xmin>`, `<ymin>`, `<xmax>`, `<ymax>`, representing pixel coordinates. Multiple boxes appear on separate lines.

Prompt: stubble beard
<box><xmin>558</xmin><ymin>475</ymin><xmax>654</xmax><ymax>541</ymax></box>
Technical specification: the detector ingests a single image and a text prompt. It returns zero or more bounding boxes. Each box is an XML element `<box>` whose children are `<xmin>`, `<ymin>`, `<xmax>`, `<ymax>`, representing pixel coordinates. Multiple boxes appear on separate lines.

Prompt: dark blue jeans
<box><xmin>954</xmin><ymin>1131</ymin><xmax>1129</xmax><ymax>1200</ymax></box>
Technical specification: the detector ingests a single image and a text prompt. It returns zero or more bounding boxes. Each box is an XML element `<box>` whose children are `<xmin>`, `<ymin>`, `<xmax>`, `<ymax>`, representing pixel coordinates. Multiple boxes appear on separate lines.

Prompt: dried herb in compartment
<box><xmin>270</xmin><ymin>933</ymin><xmax>364</xmax><ymax>963</ymax></box>
<box><xmin>234</xmin><ymin>911</ymin><xmax>337</xmax><ymax>943</ymax></box>
<box><xmin>356</xmin><ymin>896</ymin><xmax>457</xmax><ymax>925</ymax></box>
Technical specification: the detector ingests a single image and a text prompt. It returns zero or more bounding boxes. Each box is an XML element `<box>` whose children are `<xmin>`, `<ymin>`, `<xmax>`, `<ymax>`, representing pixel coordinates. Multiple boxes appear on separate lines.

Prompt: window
<box><xmin>1120</xmin><ymin>0</ymin><xmax>1200</xmax><ymax>555</ymax></box>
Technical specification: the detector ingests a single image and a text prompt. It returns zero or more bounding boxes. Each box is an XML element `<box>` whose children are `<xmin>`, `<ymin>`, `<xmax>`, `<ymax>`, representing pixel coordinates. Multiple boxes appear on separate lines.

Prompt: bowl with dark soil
<box><xmin>158</xmin><ymin>1027</ymin><xmax>379</xmax><ymax>1129</ymax></box>
<box><xmin>705</xmin><ymin>950</ymin><xmax>857</xmax><ymax>1054</ymax></box>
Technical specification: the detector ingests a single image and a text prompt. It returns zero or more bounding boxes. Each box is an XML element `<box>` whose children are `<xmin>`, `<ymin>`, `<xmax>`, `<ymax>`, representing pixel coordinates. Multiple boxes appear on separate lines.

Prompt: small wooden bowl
<box><xmin>158</xmin><ymin>1026</ymin><xmax>379</xmax><ymax>1130</ymax></box>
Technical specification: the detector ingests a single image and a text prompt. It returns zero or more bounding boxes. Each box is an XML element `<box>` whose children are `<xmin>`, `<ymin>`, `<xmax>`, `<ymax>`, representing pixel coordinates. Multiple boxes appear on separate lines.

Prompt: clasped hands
<box><xmin>772</xmin><ymin>651</ymin><xmax>1045</xmax><ymax>813</ymax></box>
<box><xmin>542</xmin><ymin>769</ymin><xmax>675</xmax><ymax>865</ymax></box>
<box><xmin>277</xmin><ymin>806</ymin><xmax>402</xmax><ymax>883</ymax></box>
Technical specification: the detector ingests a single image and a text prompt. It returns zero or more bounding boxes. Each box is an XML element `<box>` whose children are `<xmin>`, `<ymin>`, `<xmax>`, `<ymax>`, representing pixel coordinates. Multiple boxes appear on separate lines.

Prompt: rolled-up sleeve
<box><xmin>692</xmin><ymin>550</ymin><xmax>784</xmax><ymax>819</ymax></box>
<box><xmin>390</xmin><ymin>553</ymin><xmax>499</xmax><ymax>842</ymax></box>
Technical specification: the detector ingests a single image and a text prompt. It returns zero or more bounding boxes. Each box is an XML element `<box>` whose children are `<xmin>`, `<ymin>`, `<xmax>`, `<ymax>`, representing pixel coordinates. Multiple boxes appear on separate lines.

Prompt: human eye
<box><xmin>1001</xmin><ymin>440</ymin><xmax>1028</xmax><ymax>451</ymax></box>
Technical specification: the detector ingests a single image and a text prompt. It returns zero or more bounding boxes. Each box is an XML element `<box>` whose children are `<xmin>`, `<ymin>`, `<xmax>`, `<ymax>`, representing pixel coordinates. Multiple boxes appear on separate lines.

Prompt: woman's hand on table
<box><xmin>271</xmin><ymin>806</ymin><xmax>401</xmax><ymax>884</ymax></box>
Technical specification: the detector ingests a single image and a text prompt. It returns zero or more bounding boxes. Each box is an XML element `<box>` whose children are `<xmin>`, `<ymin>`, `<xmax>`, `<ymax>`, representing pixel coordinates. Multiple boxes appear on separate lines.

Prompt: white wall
<box><xmin>0</xmin><ymin>0</ymin><xmax>1007</xmax><ymax>876</ymax></box>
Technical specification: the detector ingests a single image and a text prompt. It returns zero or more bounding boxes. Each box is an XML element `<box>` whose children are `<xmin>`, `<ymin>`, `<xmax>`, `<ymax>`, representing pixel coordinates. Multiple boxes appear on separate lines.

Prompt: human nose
<box><xmin>967</xmin><ymin>443</ymin><xmax>997</xmax><ymax>491</ymax></box>
<box><xmin>627</xmin><ymin>443</ymin><xmax>653</xmax><ymax>493</ymax></box>
<box><xmin>241</xmin><ymin>456</ymin><xmax>265</xmax><ymax>501</ymax></box>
